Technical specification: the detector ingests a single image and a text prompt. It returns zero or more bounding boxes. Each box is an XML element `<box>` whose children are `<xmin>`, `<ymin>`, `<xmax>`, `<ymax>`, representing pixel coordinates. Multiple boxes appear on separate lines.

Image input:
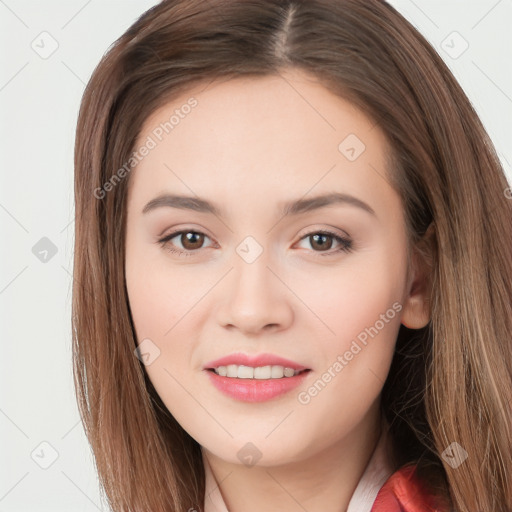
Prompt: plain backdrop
<box><xmin>1</xmin><ymin>1</ymin><xmax>511</xmax><ymax>510</ymax></box>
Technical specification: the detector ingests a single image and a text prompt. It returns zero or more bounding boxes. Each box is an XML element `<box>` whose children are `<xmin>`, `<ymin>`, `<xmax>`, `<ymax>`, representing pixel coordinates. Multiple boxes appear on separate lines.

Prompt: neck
<box><xmin>202</xmin><ymin>400</ymin><xmax>385</xmax><ymax>512</ymax></box>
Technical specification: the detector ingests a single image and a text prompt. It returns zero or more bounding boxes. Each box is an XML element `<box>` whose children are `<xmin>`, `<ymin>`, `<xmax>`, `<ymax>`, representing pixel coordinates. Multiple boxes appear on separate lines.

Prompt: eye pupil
<box><xmin>311</xmin><ymin>233</ymin><xmax>333</xmax><ymax>251</ymax></box>
<box><xmin>182</xmin><ymin>232</ymin><xmax>204</xmax><ymax>250</ymax></box>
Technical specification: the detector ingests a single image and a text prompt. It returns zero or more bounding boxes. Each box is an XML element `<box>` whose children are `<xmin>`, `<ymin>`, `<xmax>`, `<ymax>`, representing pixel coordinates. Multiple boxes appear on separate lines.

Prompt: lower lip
<box><xmin>205</xmin><ymin>369</ymin><xmax>311</xmax><ymax>402</ymax></box>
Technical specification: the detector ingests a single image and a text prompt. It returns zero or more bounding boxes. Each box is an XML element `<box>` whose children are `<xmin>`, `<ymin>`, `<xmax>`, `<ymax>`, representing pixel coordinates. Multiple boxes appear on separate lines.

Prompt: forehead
<box><xmin>127</xmin><ymin>70</ymin><xmax>394</xmax><ymax>213</ymax></box>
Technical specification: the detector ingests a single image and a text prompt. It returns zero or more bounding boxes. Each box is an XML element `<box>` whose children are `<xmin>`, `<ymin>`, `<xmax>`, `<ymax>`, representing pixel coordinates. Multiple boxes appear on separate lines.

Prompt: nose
<box><xmin>217</xmin><ymin>252</ymin><xmax>294</xmax><ymax>335</ymax></box>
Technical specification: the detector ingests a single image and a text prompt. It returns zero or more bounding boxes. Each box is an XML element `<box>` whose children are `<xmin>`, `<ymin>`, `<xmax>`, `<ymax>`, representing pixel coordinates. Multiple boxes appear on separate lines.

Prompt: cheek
<box><xmin>125</xmin><ymin>241</ymin><xmax>214</xmax><ymax>406</ymax></box>
<box><xmin>289</xmin><ymin>246</ymin><xmax>406</xmax><ymax>401</ymax></box>
<box><xmin>125</xmin><ymin>239</ymin><xmax>204</xmax><ymax>341</ymax></box>
<box><xmin>125</xmin><ymin>266</ymin><xmax>173</xmax><ymax>341</ymax></box>
<box><xmin>293</xmin><ymin>251</ymin><xmax>404</xmax><ymax>346</ymax></box>
<box><xmin>125</xmin><ymin>249</ymin><xmax>206</xmax><ymax>414</ymax></box>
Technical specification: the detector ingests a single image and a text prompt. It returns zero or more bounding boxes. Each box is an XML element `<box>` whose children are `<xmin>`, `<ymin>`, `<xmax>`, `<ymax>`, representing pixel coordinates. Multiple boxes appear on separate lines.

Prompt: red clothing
<box><xmin>371</xmin><ymin>465</ymin><xmax>450</xmax><ymax>512</ymax></box>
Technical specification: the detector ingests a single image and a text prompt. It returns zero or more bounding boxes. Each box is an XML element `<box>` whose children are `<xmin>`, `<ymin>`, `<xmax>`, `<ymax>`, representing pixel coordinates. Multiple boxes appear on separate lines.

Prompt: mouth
<box><xmin>202</xmin><ymin>352</ymin><xmax>311</xmax><ymax>401</ymax></box>
<box><xmin>206</xmin><ymin>365</ymin><xmax>311</xmax><ymax>380</ymax></box>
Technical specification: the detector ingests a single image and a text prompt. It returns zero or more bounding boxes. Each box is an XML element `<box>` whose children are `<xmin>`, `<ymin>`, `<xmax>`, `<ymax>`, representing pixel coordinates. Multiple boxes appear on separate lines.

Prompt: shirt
<box><xmin>202</xmin><ymin>421</ymin><xmax>448</xmax><ymax>512</ymax></box>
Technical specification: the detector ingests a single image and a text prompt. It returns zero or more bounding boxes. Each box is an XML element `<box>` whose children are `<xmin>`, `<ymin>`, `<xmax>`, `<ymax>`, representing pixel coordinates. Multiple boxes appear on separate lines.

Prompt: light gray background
<box><xmin>1</xmin><ymin>1</ymin><xmax>511</xmax><ymax>510</ymax></box>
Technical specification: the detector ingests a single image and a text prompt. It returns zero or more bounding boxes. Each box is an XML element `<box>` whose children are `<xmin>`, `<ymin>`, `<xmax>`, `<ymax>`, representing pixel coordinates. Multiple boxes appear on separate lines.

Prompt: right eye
<box><xmin>158</xmin><ymin>230</ymin><xmax>215</xmax><ymax>256</ymax></box>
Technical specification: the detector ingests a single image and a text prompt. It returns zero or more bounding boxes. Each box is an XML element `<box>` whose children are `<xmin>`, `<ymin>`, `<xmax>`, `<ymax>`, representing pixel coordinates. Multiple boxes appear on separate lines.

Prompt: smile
<box><xmin>211</xmin><ymin>364</ymin><xmax>305</xmax><ymax>379</ymax></box>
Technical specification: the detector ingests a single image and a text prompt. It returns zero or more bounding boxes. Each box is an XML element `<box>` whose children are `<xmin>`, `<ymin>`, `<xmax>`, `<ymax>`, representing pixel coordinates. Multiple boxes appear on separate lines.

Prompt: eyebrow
<box><xmin>142</xmin><ymin>192</ymin><xmax>376</xmax><ymax>218</ymax></box>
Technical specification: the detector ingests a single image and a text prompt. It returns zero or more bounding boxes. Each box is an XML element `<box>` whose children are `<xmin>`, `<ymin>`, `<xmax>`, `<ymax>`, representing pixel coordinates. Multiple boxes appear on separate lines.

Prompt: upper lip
<box><xmin>203</xmin><ymin>352</ymin><xmax>309</xmax><ymax>371</ymax></box>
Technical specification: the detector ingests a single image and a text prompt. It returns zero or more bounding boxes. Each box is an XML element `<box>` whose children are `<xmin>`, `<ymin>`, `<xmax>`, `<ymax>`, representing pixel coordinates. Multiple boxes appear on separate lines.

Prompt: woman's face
<box><xmin>125</xmin><ymin>69</ymin><xmax>427</xmax><ymax>466</ymax></box>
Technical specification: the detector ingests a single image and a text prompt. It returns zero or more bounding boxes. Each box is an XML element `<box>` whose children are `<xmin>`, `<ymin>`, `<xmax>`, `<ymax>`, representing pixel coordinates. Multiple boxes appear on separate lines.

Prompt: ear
<box><xmin>400</xmin><ymin>222</ymin><xmax>435</xmax><ymax>330</ymax></box>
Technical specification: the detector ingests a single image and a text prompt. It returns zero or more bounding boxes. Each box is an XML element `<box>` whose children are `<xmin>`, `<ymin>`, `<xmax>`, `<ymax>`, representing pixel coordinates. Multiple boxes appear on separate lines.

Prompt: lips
<box><xmin>203</xmin><ymin>352</ymin><xmax>309</xmax><ymax>371</ymax></box>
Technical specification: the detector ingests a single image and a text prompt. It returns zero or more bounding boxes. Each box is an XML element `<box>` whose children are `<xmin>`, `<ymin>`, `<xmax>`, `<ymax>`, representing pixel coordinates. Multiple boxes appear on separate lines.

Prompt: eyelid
<box><xmin>157</xmin><ymin>223</ymin><xmax>214</xmax><ymax>239</ymax></box>
<box><xmin>296</xmin><ymin>224</ymin><xmax>351</xmax><ymax>240</ymax></box>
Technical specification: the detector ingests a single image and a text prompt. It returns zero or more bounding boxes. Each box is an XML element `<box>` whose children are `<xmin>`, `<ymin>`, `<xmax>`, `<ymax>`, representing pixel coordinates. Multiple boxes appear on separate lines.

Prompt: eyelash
<box><xmin>157</xmin><ymin>229</ymin><xmax>353</xmax><ymax>258</ymax></box>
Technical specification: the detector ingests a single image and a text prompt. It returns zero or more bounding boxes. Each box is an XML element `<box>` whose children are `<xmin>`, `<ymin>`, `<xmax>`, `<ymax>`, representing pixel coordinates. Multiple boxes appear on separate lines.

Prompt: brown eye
<box><xmin>296</xmin><ymin>230</ymin><xmax>353</xmax><ymax>256</ymax></box>
<box><xmin>309</xmin><ymin>233</ymin><xmax>334</xmax><ymax>251</ymax></box>
<box><xmin>180</xmin><ymin>231</ymin><xmax>205</xmax><ymax>250</ymax></box>
<box><xmin>158</xmin><ymin>230</ymin><xmax>213</xmax><ymax>256</ymax></box>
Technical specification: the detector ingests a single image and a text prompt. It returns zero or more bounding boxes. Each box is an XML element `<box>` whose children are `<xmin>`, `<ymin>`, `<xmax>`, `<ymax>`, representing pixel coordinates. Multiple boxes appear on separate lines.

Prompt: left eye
<box><xmin>158</xmin><ymin>229</ymin><xmax>353</xmax><ymax>257</ymax></box>
<box><xmin>295</xmin><ymin>230</ymin><xmax>353</xmax><ymax>255</ymax></box>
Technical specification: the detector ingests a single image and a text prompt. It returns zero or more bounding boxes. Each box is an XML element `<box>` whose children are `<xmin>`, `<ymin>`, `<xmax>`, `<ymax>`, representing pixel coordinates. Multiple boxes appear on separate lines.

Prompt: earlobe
<box><xmin>400</xmin><ymin>294</ymin><xmax>430</xmax><ymax>329</ymax></box>
<box><xmin>400</xmin><ymin>223</ymin><xmax>435</xmax><ymax>330</ymax></box>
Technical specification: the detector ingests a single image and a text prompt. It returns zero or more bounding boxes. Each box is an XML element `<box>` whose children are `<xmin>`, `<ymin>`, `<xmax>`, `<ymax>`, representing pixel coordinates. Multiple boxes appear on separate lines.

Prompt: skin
<box><xmin>124</xmin><ymin>68</ymin><xmax>431</xmax><ymax>512</ymax></box>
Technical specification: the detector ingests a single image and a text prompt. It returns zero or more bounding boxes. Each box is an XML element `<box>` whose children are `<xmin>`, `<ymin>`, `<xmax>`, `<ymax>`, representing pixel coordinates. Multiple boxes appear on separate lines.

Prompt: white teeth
<box><xmin>283</xmin><ymin>367</ymin><xmax>296</xmax><ymax>377</ymax></box>
<box><xmin>226</xmin><ymin>364</ymin><xmax>237</xmax><ymax>377</ymax></box>
<box><xmin>237</xmin><ymin>365</ymin><xmax>254</xmax><ymax>379</ymax></box>
<box><xmin>254</xmin><ymin>366</ymin><xmax>271</xmax><ymax>379</ymax></box>
<box><xmin>213</xmin><ymin>364</ymin><xmax>302</xmax><ymax>379</ymax></box>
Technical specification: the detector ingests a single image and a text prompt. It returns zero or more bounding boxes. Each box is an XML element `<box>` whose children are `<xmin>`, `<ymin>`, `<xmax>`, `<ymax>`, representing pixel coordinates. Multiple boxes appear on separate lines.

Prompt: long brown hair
<box><xmin>72</xmin><ymin>1</ymin><xmax>512</xmax><ymax>510</ymax></box>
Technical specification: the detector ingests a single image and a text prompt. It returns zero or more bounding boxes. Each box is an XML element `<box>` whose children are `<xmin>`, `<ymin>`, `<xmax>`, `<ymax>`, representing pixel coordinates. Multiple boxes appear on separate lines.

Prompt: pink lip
<box><xmin>205</xmin><ymin>369</ymin><xmax>311</xmax><ymax>402</ymax></box>
<box><xmin>202</xmin><ymin>352</ymin><xmax>311</xmax><ymax>403</ymax></box>
<box><xmin>203</xmin><ymin>352</ymin><xmax>309</xmax><ymax>371</ymax></box>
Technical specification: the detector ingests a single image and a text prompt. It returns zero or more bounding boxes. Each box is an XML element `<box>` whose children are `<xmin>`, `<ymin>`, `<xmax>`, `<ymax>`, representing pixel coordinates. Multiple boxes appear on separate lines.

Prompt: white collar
<box><xmin>203</xmin><ymin>421</ymin><xmax>394</xmax><ymax>512</ymax></box>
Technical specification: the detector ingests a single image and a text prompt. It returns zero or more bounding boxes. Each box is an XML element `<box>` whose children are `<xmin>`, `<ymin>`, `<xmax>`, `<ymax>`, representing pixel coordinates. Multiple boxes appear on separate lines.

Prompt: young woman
<box><xmin>71</xmin><ymin>1</ymin><xmax>512</xmax><ymax>511</ymax></box>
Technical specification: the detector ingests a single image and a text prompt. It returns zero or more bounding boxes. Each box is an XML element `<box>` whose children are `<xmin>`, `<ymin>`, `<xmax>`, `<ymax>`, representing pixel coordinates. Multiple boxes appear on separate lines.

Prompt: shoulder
<box><xmin>370</xmin><ymin>464</ymin><xmax>453</xmax><ymax>512</ymax></box>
